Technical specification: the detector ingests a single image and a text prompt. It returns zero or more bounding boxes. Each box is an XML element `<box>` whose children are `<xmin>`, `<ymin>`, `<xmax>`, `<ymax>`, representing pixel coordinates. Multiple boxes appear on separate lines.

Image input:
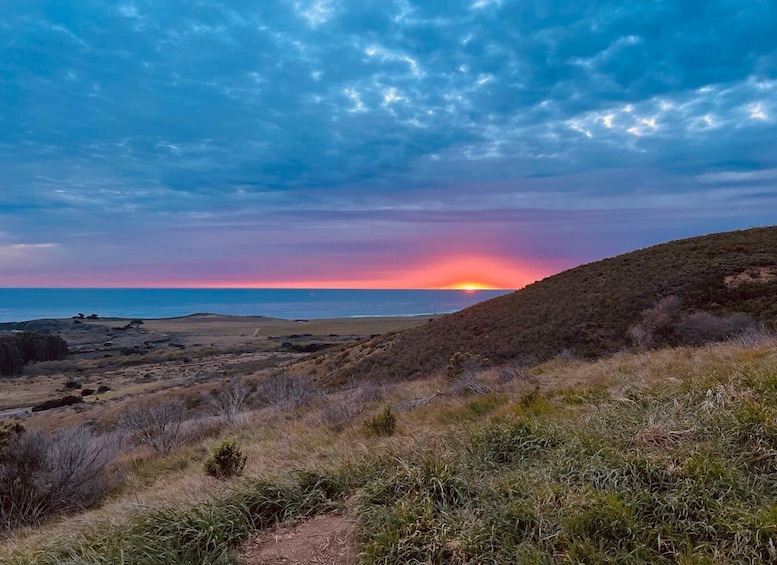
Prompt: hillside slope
<box><xmin>314</xmin><ymin>226</ymin><xmax>777</xmax><ymax>383</ymax></box>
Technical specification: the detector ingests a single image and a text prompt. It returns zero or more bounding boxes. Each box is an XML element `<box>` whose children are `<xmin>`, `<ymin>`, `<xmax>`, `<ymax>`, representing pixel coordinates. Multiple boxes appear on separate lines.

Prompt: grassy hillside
<box><xmin>4</xmin><ymin>336</ymin><xmax>777</xmax><ymax>564</ymax></box>
<box><xmin>314</xmin><ymin>226</ymin><xmax>777</xmax><ymax>384</ymax></box>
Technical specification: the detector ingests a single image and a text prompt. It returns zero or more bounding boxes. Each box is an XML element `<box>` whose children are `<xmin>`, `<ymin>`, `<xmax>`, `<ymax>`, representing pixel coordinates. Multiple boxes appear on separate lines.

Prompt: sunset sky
<box><xmin>1</xmin><ymin>1</ymin><xmax>776</xmax><ymax>289</ymax></box>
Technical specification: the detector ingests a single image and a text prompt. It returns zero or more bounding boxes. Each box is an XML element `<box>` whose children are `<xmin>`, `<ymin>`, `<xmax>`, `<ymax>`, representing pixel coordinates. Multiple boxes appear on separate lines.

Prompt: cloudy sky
<box><xmin>1</xmin><ymin>1</ymin><xmax>776</xmax><ymax>289</ymax></box>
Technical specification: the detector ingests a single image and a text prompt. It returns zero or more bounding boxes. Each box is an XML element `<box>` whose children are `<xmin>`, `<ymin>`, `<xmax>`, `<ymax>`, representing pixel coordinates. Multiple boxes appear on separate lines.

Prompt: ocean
<box><xmin>0</xmin><ymin>288</ymin><xmax>512</xmax><ymax>323</ymax></box>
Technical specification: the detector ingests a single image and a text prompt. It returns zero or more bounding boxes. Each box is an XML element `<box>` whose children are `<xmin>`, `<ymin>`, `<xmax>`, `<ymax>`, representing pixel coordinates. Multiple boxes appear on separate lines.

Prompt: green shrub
<box><xmin>446</xmin><ymin>352</ymin><xmax>486</xmax><ymax>382</ymax></box>
<box><xmin>0</xmin><ymin>421</ymin><xmax>24</xmax><ymax>449</ymax></box>
<box><xmin>365</xmin><ymin>405</ymin><xmax>397</xmax><ymax>437</ymax></box>
<box><xmin>204</xmin><ymin>439</ymin><xmax>247</xmax><ymax>479</ymax></box>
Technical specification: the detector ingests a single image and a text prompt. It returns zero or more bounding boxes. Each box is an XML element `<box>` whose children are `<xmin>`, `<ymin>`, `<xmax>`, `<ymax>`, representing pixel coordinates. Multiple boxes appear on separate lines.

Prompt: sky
<box><xmin>1</xmin><ymin>1</ymin><xmax>776</xmax><ymax>289</ymax></box>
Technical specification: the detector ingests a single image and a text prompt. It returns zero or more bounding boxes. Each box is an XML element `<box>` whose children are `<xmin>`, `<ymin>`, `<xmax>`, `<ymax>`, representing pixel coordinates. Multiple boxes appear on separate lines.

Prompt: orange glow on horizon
<box><xmin>21</xmin><ymin>255</ymin><xmax>561</xmax><ymax>290</ymax></box>
<box><xmin>181</xmin><ymin>255</ymin><xmax>553</xmax><ymax>291</ymax></box>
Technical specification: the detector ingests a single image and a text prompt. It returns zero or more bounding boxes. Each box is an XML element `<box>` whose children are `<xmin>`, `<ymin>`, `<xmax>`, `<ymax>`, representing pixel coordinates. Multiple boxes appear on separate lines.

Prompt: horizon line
<box><xmin>0</xmin><ymin>285</ymin><xmax>518</xmax><ymax>291</ymax></box>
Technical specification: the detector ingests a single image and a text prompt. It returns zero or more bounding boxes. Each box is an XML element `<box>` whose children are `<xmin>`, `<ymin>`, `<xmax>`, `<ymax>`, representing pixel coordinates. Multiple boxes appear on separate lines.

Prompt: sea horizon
<box><xmin>0</xmin><ymin>288</ymin><xmax>512</xmax><ymax>323</ymax></box>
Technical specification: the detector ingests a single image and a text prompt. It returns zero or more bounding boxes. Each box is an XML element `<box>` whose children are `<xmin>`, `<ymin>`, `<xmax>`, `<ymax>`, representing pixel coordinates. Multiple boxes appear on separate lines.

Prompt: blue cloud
<box><xmin>1</xmin><ymin>0</ymin><xmax>776</xmax><ymax>285</ymax></box>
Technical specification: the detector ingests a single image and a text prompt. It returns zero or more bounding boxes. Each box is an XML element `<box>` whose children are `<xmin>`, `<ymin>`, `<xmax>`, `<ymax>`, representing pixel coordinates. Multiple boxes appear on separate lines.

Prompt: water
<box><xmin>0</xmin><ymin>288</ymin><xmax>512</xmax><ymax>323</ymax></box>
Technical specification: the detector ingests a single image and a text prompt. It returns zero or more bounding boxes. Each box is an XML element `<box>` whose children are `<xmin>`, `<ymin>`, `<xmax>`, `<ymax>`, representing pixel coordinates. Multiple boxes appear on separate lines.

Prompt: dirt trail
<box><xmin>240</xmin><ymin>514</ymin><xmax>356</xmax><ymax>565</ymax></box>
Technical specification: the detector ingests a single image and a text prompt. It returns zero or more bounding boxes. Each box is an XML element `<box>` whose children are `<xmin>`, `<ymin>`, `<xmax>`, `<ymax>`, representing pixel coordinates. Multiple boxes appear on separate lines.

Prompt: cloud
<box><xmin>1</xmin><ymin>0</ymin><xmax>776</xmax><ymax>286</ymax></box>
<box><xmin>0</xmin><ymin>236</ymin><xmax>63</xmax><ymax>278</ymax></box>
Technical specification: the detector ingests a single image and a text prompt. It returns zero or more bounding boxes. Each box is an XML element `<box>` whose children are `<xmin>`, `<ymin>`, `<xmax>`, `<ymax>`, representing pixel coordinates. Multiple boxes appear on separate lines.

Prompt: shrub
<box><xmin>629</xmin><ymin>296</ymin><xmax>755</xmax><ymax>350</ymax></box>
<box><xmin>446</xmin><ymin>352</ymin><xmax>486</xmax><ymax>382</ymax></box>
<box><xmin>0</xmin><ymin>421</ymin><xmax>25</xmax><ymax>449</ymax></box>
<box><xmin>446</xmin><ymin>352</ymin><xmax>489</xmax><ymax>396</ymax></box>
<box><xmin>677</xmin><ymin>311</ymin><xmax>753</xmax><ymax>345</ymax></box>
<box><xmin>117</xmin><ymin>399</ymin><xmax>189</xmax><ymax>455</ymax></box>
<box><xmin>205</xmin><ymin>377</ymin><xmax>250</xmax><ymax>426</ymax></box>
<box><xmin>365</xmin><ymin>405</ymin><xmax>397</xmax><ymax>437</ymax></box>
<box><xmin>31</xmin><ymin>395</ymin><xmax>82</xmax><ymax>412</ymax></box>
<box><xmin>203</xmin><ymin>439</ymin><xmax>247</xmax><ymax>479</ymax></box>
<box><xmin>257</xmin><ymin>373</ymin><xmax>321</xmax><ymax>409</ymax></box>
<box><xmin>0</xmin><ymin>426</ymin><xmax>120</xmax><ymax>531</ymax></box>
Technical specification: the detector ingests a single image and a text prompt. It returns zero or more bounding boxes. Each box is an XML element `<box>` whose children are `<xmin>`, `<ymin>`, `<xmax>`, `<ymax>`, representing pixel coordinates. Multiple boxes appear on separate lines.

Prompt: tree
<box><xmin>0</xmin><ymin>333</ymin><xmax>69</xmax><ymax>377</ymax></box>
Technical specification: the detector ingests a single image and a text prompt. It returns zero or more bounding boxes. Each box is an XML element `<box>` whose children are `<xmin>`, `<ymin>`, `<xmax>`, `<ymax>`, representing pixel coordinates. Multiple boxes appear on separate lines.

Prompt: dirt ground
<box><xmin>240</xmin><ymin>514</ymin><xmax>356</xmax><ymax>565</ymax></box>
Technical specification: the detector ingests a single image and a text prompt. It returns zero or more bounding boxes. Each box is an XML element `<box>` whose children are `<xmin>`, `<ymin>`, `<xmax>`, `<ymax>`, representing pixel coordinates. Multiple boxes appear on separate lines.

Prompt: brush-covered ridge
<box><xmin>320</xmin><ymin>226</ymin><xmax>777</xmax><ymax>383</ymax></box>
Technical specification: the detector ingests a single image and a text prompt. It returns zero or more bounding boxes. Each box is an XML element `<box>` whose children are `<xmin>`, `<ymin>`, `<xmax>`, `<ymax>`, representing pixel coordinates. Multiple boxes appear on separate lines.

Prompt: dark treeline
<box><xmin>0</xmin><ymin>332</ymin><xmax>69</xmax><ymax>377</ymax></box>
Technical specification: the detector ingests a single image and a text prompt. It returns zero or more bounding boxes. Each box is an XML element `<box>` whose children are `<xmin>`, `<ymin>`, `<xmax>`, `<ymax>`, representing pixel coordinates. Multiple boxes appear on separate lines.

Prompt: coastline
<box><xmin>0</xmin><ymin>288</ymin><xmax>511</xmax><ymax>324</ymax></box>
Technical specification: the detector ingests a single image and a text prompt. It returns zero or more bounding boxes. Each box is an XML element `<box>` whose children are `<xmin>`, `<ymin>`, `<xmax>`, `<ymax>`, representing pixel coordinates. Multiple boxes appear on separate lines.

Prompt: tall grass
<box><xmin>353</xmin><ymin>358</ymin><xmax>777</xmax><ymax>564</ymax></box>
<box><xmin>5</xmin><ymin>339</ymin><xmax>777</xmax><ymax>564</ymax></box>
<box><xmin>7</xmin><ymin>472</ymin><xmax>354</xmax><ymax>565</ymax></box>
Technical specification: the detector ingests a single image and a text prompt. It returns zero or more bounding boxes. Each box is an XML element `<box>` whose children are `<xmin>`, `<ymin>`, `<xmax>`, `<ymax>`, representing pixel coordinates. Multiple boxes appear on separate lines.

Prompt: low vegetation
<box><xmin>3</xmin><ymin>332</ymin><xmax>777</xmax><ymax>563</ymax></box>
<box><xmin>363</xmin><ymin>405</ymin><xmax>397</xmax><ymax>437</ymax></box>
<box><xmin>203</xmin><ymin>439</ymin><xmax>247</xmax><ymax>479</ymax></box>
<box><xmin>0</xmin><ymin>423</ymin><xmax>119</xmax><ymax>531</ymax></box>
<box><xmin>118</xmin><ymin>399</ymin><xmax>190</xmax><ymax>456</ymax></box>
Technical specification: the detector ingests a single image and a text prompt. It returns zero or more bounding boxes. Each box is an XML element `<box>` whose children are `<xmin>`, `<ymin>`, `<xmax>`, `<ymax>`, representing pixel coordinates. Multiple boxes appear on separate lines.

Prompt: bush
<box><xmin>446</xmin><ymin>352</ymin><xmax>489</xmax><ymax>396</ymax></box>
<box><xmin>0</xmin><ymin>421</ymin><xmax>25</xmax><ymax>449</ymax></box>
<box><xmin>31</xmin><ymin>395</ymin><xmax>82</xmax><ymax>412</ymax></box>
<box><xmin>446</xmin><ymin>352</ymin><xmax>486</xmax><ymax>382</ymax></box>
<box><xmin>203</xmin><ymin>439</ymin><xmax>247</xmax><ymax>479</ymax></box>
<box><xmin>628</xmin><ymin>296</ymin><xmax>756</xmax><ymax>350</ymax></box>
<box><xmin>117</xmin><ymin>399</ymin><xmax>189</xmax><ymax>455</ymax></box>
<box><xmin>257</xmin><ymin>373</ymin><xmax>321</xmax><ymax>409</ymax></box>
<box><xmin>365</xmin><ymin>405</ymin><xmax>397</xmax><ymax>437</ymax></box>
<box><xmin>205</xmin><ymin>378</ymin><xmax>250</xmax><ymax>426</ymax></box>
<box><xmin>0</xmin><ymin>426</ymin><xmax>120</xmax><ymax>531</ymax></box>
<box><xmin>677</xmin><ymin>311</ymin><xmax>753</xmax><ymax>345</ymax></box>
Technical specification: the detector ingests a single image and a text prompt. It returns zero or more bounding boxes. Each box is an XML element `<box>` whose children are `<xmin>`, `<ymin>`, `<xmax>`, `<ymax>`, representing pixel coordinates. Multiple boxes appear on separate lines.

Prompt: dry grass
<box><xmin>3</xmin><ymin>334</ymin><xmax>777</xmax><ymax>563</ymax></box>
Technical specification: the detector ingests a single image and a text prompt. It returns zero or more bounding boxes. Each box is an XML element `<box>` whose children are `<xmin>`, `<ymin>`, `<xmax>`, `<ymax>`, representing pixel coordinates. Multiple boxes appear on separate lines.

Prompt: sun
<box><xmin>446</xmin><ymin>281</ymin><xmax>497</xmax><ymax>292</ymax></box>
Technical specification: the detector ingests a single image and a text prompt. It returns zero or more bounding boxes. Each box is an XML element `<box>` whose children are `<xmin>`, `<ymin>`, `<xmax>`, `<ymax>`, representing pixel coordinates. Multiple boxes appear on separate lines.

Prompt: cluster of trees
<box><xmin>0</xmin><ymin>332</ymin><xmax>69</xmax><ymax>377</ymax></box>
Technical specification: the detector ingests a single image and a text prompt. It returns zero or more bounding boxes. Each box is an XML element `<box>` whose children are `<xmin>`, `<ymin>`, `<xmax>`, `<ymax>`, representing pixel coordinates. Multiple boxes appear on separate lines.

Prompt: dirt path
<box><xmin>240</xmin><ymin>514</ymin><xmax>356</xmax><ymax>565</ymax></box>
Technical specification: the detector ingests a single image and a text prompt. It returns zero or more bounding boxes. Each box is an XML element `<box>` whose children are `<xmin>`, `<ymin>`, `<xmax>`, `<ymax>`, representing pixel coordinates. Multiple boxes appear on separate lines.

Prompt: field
<box><xmin>2</xmin><ymin>312</ymin><xmax>777</xmax><ymax>564</ymax></box>
<box><xmin>0</xmin><ymin>314</ymin><xmax>432</xmax><ymax>431</ymax></box>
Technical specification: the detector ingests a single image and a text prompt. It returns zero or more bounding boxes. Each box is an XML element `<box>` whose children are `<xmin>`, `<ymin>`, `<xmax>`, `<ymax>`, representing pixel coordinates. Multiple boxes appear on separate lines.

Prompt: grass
<box><xmin>11</xmin><ymin>476</ymin><xmax>347</xmax><ymax>565</ymax></box>
<box><xmin>354</xmin><ymin>357</ymin><xmax>777</xmax><ymax>564</ymax></box>
<box><xmin>3</xmin><ymin>336</ymin><xmax>777</xmax><ymax>563</ymax></box>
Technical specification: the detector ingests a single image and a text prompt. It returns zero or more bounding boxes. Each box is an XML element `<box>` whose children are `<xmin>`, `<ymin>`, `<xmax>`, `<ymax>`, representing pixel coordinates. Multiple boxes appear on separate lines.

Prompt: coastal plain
<box><xmin>0</xmin><ymin>314</ymin><xmax>433</xmax><ymax>431</ymax></box>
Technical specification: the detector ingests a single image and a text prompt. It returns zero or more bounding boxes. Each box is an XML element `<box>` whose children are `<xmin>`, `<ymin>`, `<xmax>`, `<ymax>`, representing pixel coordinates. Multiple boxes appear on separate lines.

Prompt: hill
<box><xmin>309</xmin><ymin>226</ymin><xmax>777</xmax><ymax>384</ymax></box>
<box><xmin>5</xmin><ymin>336</ymin><xmax>777</xmax><ymax>564</ymax></box>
